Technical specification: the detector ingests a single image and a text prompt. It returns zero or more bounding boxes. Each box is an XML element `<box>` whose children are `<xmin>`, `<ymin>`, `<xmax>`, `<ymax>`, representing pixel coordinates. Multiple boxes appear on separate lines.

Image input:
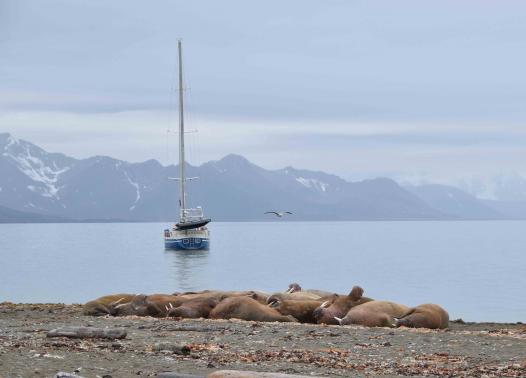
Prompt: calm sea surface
<box><xmin>1</xmin><ymin>221</ymin><xmax>525</xmax><ymax>322</ymax></box>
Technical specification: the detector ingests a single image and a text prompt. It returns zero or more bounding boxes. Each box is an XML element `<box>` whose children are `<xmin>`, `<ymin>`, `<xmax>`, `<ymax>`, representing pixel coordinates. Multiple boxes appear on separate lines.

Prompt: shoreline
<box><xmin>1</xmin><ymin>303</ymin><xmax>525</xmax><ymax>377</ymax></box>
<box><xmin>3</xmin><ymin>302</ymin><xmax>523</xmax><ymax>325</ymax></box>
<box><xmin>3</xmin><ymin>219</ymin><xmax>526</xmax><ymax>225</ymax></box>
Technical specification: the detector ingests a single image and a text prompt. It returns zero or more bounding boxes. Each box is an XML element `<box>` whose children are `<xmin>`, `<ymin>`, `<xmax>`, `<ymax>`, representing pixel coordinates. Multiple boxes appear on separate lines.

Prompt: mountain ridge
<box><xmin>1</xmin><ymin>132</ymin><xmax>525</xmax><ymax>222</ymax></box>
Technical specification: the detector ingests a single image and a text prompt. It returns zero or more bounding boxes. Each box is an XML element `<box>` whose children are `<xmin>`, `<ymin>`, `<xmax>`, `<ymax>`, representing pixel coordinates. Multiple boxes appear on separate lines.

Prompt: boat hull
<box><xmin>164</xmin><ymin>237</ymin><xmax>210</xmax><ymax>250</ymax></box>
<box><xmin>164</xmin><ymin>228</ymin><xmax>210</xmax><ymax>250</ymax></box>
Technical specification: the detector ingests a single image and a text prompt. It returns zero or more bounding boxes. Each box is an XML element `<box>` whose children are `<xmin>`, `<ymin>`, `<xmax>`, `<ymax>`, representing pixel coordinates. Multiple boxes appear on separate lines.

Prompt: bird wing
<box><xmin>264</xmin><ymin>211</ymin><xmax>279</xmax><ymax>215</ymax></box>
<box><xmin>285</xmin><ymin>211</ymin><xmax>293</xmax><ymax>214</ymax></box>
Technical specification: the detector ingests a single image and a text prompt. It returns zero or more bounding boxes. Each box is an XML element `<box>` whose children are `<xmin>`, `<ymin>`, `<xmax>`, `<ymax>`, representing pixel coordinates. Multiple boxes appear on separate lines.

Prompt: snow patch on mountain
<box><xmin>124</xmin><ymin>171</ymin><xmax>141</xmax><ymax>211</ymax></box>
<box><xmin>296</xmin><ymin>177</ymin><xmax>329</xmax><ymax>192</ymax></box>
<box><xmin>2</xmin><ymin>135</ymin><xmax>70</xmax><ymax>199</ymax></box>
<box><xmin>2</xmin><ymin>134</ymin><xmax>19</xmax><ymax>152</ymax></box>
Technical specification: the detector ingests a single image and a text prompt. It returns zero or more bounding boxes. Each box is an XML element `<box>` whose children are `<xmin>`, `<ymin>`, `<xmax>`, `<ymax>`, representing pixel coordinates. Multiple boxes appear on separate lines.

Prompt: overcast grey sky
<box><xmin>1</xmin><ymin>0</ymin><xmax>525</xmax><ymax>182</ymax></box>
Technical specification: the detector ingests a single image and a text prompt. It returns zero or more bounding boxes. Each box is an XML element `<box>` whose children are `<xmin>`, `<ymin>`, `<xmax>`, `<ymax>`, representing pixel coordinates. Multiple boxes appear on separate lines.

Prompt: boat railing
<box><xmin>180</xmin><ymin>206</ymin><xmax>205</xmax><ymax>221</ymax></box>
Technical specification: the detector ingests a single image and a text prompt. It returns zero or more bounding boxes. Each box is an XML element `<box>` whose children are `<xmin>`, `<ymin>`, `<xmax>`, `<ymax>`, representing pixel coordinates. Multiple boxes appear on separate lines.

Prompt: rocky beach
<box><xmin>1</xmin><ymin>303</ymin><xmax>525</xmax><ymax>377</ymax></box>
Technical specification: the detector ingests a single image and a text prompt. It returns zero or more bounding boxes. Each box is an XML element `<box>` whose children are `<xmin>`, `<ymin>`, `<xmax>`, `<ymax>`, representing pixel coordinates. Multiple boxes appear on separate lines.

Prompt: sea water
<box><xmin>1</xmin><ymin>221</ymin><xmax>524</xmax><ymax>322</ymax></box>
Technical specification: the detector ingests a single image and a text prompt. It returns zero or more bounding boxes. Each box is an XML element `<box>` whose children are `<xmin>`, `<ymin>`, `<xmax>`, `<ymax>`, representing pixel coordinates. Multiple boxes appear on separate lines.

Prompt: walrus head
<box><xmin>109</xmin><ymin>294</ymin><xmax>147</xmax><ymax>316</ymax></box>
<box><xmin>348</xmin><ymin>286</ymin><xmax>364</xmax><ymax>300</ymax></box>
<box><xmin>312</xmin><ymin>297</ymin><xmax>336</xmax><ymax>322</ymax></box>
<box><xmin>164</xmin><ymin>302</ymin><xmax>176</xmax><ymax>315</ymax></box>
<box><xmin>286</xmin><ymin>283</ymin><xmax>302</xmax><ymax>293</ymax></box>
<box><xmin>313</xmin><ymin>287</ymin><xmax>366</xmax><ymax>325</ymax></box>
<box><xmin>268</xmin><ymin>299</ymin><xmax>281</xmax><ymax>308</ymax></box>
<box><xmin>248</xmin><ymin>291</ymin><xmax>268</xmax><ymax>304</ymax></box>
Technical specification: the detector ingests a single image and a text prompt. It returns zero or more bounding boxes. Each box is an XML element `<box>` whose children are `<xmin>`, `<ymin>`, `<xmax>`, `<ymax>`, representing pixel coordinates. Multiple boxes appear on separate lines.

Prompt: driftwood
<box><xmin>47</xmin><ymin>327</ymin><xmax>127</xmax><ymax>339</ymax></box>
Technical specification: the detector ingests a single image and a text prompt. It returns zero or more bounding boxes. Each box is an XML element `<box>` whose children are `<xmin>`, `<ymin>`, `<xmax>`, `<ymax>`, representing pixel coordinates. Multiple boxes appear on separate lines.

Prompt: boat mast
<box><xmin>178</xmin><ymin>40</ymin><xmax>186</xmax><ymax>220</ymax></box>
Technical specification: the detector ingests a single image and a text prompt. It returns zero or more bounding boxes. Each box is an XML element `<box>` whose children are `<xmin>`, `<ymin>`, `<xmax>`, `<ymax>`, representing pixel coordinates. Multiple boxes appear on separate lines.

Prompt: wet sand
<box><xmin>0</xmin><ymin>303</ymin><xmax>525</xmax><ymax>377</ymax></box>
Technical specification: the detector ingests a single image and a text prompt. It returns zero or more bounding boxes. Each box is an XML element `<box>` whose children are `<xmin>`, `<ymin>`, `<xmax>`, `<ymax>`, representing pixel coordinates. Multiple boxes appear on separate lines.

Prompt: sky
<box><xmin>1</xmin><ymin>0</ymin><xmax>526</xmax><ymax>184</ymax></box>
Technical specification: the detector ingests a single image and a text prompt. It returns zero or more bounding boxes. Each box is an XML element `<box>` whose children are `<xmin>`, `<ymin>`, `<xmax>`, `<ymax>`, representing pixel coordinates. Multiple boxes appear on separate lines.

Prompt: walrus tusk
<box><xmin>169</xmin><ymin>303</ymin><xmax>174</xmax><ymax>309</ymax></box>
<box><xmin>320</xmin><ymin>301</ymin><xmax>330</xmax><ymax>309</ymax></box>
<box><xmin>111</xmin><ymin>297</ymin><xmax>125</xmax><ymax>306</ymax></box>
<box><xmin>285</xmin><ymin>287</ymin><xmax>294</xmax><ymax>294</ymax></box>
<box><xmin>334</xmin><ymin>317</ymin><xmax>343</xmax><ymax>325</ymax></box>
<box><xmin>268</xmin><ymin>299</ymin><xmax>279</xmax><ymax>307</ymax></box>
<box><xmin>113</xmin><ymin>299</ymin><xmax>130</xmax><ymax>309</ymax></box>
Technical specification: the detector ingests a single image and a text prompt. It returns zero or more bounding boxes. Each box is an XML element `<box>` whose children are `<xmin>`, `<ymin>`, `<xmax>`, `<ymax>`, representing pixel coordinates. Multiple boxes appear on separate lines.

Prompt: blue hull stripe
<box><xmin>165</xmin><ymin>238</ymin><xmax>210</xmax><ymax>250</ymax></box>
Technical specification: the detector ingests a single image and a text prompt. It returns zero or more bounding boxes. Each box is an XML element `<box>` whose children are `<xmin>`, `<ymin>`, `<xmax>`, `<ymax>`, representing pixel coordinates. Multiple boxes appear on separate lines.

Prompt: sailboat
<box><xmin>164</xmin><ymin>40</ymin><xmax>211</xmax><ymax>250</ymax></box>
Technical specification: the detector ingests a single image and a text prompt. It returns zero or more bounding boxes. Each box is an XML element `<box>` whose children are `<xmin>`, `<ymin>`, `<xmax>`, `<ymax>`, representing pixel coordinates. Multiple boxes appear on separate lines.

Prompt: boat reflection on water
<box><xmin>164</xmin><ymin>249</ymin><xmax>210</xmax><ymax>292</ymax></box>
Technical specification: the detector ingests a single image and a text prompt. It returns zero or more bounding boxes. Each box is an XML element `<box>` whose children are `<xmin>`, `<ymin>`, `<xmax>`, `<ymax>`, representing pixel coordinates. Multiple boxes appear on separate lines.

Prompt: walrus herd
<box><xmin>83</xmin><ymin>283</ymin><xmax>449</xmax><ymax>329</ymax></box>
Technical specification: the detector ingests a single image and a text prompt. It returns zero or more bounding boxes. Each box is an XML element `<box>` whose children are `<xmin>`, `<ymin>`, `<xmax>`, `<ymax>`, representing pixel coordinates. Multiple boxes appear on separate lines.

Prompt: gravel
<box><xmin>0</xmin><ymin>303</ymin><xmax>525</xmax><ymax>377</ymax></box>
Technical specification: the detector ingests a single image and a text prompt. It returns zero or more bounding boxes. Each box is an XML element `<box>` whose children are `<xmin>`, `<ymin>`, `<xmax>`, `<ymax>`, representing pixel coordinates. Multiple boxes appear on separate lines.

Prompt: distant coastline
<box><xmin>2</xmin><ymin>202</ymin><xmax>526</xmax><ymax>225</ymax></box>
<box><xmin>3</xmin><ymin>211</ymin><xmax>526</xmax><ymax>224</ymax></box>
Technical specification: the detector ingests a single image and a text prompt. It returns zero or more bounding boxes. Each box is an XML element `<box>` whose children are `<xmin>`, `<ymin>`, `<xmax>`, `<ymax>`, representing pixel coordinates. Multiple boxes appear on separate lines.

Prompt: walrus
<box><xmin>395</xmin><ymin>303</ymin><xmax>449</xmax><ymax>329</ymax></box>
<box><xmin>169</xmin><ymin>290</ymin><xmax>269</xmax><ymax>307</ymax></box>
<box><xmin>239</xmin><ymin>291</ymin><xmax>270</xmax><ymax>304</ymax></box>
<box><xmin>269</xmin><ymin>299</ymin><xmax>323</xmax><ymax>323</ymax></box>
<box><xmin>109</xmin><ymin>294</ymin><xmax>175</xmax><ymax>318</ymax></box>
<box><xmin>167</xmin><ymin>297</ymin><xmax>222</xmax><ymax>319</ymax></box>
<box><xmin>335</xmin><ymin>301</ymin><xmax>410</xmax><ymax>327</ymax></box>
<box><xmin>82</xmin><ymin>294</ymin><xmax>136</xmax><ymax>316</ymax></box>
<box><xmin>124</xmin><ymin>291</ymin><xmax>223</xmax><ymax>313</ymax></box>
<box><xmin>209</xmin><ymin>296</ymin><xmax>298</xmax><ymax>323</ymax></box>
<box><xmin>286</xmin><ymin>282</ymin><xmax>335</xmax><ymax>298</ymax></box>
<box><xmin>107</xmin><ymin>293</ymin><xmax>182</xmax><ymax>317</ymax></box>
<box><xmin>313</xmin><ymin>286</ymin><xmax>373</xmax><ymax>325</ymax></box>
<box><xmin>108</xmin><ymin>294</ymin><xmax>166</xmax><ymax>317</ymax></box>
<box><xmin>262</xmin><ymin>283</ymin><xmax>329</xmax><ymax>304</ymax></box>
<box><xmin>145</xmin><ymin>294</ymin><xmax>182</xmax><ymax>316</ymax></box>
<box><xmin>266</xmin><ymin>291</ymin><xmax>322</xmax><ymax>303</ymax></box>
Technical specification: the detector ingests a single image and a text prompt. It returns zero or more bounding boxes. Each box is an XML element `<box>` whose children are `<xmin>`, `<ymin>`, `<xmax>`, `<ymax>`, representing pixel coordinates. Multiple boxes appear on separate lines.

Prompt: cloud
<box><xmin>2</xmin><ymin>110</ymin><xmax>525</xmax><ymax>183</ymax></box>
<box><xmin>2</xmin><ymin>1</ymin><xmax>526</xmax><ymax>185</ymax></box>
<box><xmin>2</xmin><ymin>0</ymin><xmax>526</xmax><ymax>122</ymax></box>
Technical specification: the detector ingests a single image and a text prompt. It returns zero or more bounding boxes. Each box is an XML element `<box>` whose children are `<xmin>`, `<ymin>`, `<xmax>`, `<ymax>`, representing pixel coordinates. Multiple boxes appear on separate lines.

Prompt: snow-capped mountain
<box><xmin>0</xmin><ymin>133</ymin><xmax>77</xmax><ymax>214</ymax></box>
<box><xmin>0</xmin><ymin>133</ymin><xmax>450</xmax><ymax>221</ymax></box>
<box><xmin>3</xmin><ymin>132</ymin><xmax>523</xmax><ymax>222</ymax></box>
<box><xmin>2</xmin><ymin>134</ymin><xmax>74</xmax><ymax>198</ymax></box>
<box><xmin>0</xmin><ymin>133</ymin><xmax>165</xmax><ymax>219</ymax></box>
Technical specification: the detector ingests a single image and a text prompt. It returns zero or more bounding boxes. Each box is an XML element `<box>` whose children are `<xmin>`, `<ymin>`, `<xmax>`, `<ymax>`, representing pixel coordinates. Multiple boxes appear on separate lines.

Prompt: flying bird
<box><xmin>264</xmin><ymin>211</ymin><xmax>293</xmax><ymax>217</ymax></box>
